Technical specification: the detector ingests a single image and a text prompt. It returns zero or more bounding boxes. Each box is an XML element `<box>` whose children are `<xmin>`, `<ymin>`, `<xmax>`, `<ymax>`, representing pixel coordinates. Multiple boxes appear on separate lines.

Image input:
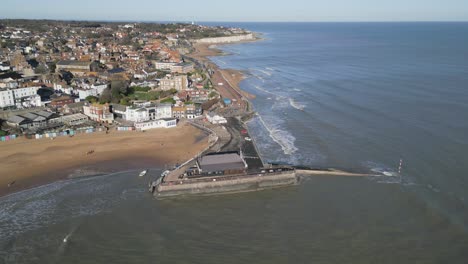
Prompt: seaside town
<box><xmin>0</xmin><ymin>20</ymin><xmax>255</xmax><ymax>137</ymax></box>
<box><xmin>0</xmin><ymin>19</ymin><xmax>293</xmax><ymax>197</ymax></box>
<box><xmin>0</xmin><ymin>20</ymin><xmax>377</xmax><ymax>198</ymax></box>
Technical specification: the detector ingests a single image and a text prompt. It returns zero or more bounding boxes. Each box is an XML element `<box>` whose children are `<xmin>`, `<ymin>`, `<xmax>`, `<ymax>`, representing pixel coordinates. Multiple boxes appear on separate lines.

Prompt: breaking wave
<box><xmin>256</xmin><ymin>114</ymin><xmax>298</xmax><ymax>155</ymax></box>
<box><xmin>289</xmin><ymin>98</ymin><xmax>306</xmax><ymax>111</ymax></box>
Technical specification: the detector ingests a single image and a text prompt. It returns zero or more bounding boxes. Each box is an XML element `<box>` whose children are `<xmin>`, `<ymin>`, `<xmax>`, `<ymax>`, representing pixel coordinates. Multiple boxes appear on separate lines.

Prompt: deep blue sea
<box><xmin>1</xmin><ymin>23</ymin><xmax>468</xmax><ymax>263</ymax></box>
<box><xmin>210</xmin><ymin>21</ymin><xmax>468</xmax><ymax>227</ymax></box>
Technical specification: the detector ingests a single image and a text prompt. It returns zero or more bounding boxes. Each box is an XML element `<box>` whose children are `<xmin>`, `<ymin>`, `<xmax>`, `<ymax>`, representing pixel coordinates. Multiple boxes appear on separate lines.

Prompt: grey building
<box><xmin>196</xmin><ymin>152</ymin><xmax>248</xmax><ymax>176</ymax></box>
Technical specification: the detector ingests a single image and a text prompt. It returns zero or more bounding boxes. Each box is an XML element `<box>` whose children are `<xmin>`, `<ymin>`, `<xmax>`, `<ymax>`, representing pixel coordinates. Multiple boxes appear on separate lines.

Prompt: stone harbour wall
<box><xmin>155</xmin><ymin>172</ymin><xmax>297</xmax><ymax>198</ymax></box>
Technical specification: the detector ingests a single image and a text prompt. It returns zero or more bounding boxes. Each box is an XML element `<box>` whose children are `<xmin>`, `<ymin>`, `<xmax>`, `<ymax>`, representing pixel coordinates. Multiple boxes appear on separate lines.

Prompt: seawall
<box><xmin>155</xmin><ymin>171</ymin><xmax>297</xmax><ymax>198</ymax></box>
<box><xmin>195</xmin><ymin>34</ymin><xmax>256</xmax><ymax>44</ymax></box>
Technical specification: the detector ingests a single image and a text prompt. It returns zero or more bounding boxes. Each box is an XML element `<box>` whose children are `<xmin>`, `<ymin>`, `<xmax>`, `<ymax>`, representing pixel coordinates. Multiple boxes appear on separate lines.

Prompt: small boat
<box><xmin>139</xmin><ymin>170</ymin><xmax>147</xmax><ymax>177</ymax></box>
<box><xmin>161</xmin><ymin>170</ymin><xmax>170</xmax><ymax>177</ymax></box>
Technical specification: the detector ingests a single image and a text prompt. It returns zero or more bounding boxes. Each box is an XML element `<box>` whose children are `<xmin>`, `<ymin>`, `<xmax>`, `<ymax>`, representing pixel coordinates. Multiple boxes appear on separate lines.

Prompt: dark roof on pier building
<box><xmin>198</xmin><ymin>152</ymin><xmax>246</xmax><ymax>173</ymax></box>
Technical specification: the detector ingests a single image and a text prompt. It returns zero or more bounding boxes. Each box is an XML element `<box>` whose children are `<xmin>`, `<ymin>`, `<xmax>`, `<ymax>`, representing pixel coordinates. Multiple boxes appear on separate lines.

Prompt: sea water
<box><xmin>1</xmin><ymin>23</ymin><xmax>468</xmax><ymax>263</ymax></box>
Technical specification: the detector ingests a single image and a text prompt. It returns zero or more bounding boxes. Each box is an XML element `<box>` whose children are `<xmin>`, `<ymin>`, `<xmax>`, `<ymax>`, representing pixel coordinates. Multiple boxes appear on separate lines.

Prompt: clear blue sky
<box><xmin>1</xmin><ymin>0</ymin><xmax>467</xmax><ymax>22</ymax></box>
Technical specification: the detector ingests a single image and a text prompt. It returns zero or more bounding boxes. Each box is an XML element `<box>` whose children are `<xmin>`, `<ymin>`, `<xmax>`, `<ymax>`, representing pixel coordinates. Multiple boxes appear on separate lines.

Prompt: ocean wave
<box><xmin>257</xmin><ymin>69</ymin><xmax>272</xmax><ymax>76</ymax></box>
<box><xmin>0</xmin><ymin>172</ymin><xmax>138</xmax><ymax>242</ymax></box>
<box><xmin>289</xmin><ymin>98</ymin><xmax>306</xmax><ymax>111</ymax></box>
<box><xmin>256</xmin><ymin>114</ymin><xmax>298</xmax><ymax>155</ymax></box>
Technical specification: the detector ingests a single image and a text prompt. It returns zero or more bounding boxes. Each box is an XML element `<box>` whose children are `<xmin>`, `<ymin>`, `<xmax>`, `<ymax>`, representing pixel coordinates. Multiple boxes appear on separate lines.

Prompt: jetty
<box><xmin>150</xmin><ymin>116</ymin><xmax>381</xmax><ymax>199</ymax></box>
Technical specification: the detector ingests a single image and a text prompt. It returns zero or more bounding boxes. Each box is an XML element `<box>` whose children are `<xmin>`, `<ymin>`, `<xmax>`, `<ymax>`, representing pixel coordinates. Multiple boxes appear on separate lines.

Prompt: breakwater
<box><xmin>155</xmin><ymin>170</ymin><xmax>298</xmax><ymax>198</ymax></box>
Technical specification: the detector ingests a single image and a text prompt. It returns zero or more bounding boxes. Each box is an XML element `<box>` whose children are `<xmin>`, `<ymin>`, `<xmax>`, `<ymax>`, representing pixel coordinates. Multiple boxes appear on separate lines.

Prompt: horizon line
<box><xmin>1</xmin><ymin>18</ymin><xmax>468</xmax><ymax>24</ymax></box>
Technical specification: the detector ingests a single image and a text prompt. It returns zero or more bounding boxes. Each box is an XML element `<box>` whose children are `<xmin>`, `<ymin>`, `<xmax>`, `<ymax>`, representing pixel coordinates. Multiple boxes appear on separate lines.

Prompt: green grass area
<box><xmin>160</xmin><ymin>98</ymin><xmax>176</xmax><ymax>104</ymax></box>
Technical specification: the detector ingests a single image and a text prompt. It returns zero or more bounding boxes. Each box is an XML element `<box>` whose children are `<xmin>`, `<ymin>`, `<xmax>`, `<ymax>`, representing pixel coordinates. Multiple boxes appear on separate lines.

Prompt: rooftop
<box><xmin>199</xmin><ymin>152</ymin><xmax>246</xmax><ymax>173</ymax></box>
<box><xmin>57</xmin><ymin>60</ymin><xmax>92</xmax><ymax>67</ymax></box>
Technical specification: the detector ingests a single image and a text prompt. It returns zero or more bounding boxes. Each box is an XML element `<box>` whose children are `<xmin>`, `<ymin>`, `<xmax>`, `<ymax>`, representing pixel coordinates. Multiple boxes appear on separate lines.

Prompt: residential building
<box><xmin>185</xmin><ymin>104</ymin><xmax>202</xmax><ymax>119</ymax></box>
<box><xmin>172</xmin><ymin>105</ymin><xmax>186</xmax><ymax>119</ymax></box>
<box><xmin>56</xmin><ymin>60</ymin><xmax>92</xmax><ymax>75</ymax></box>
<box><xmin>0</xmin><ymin>89</ymin><xmax>14</xmax><ymax>108</ymax></box>
<box><xmin>77</xmin><ymin>88</ymin><xmax>98</xmax><ymax>100</ymax></box>
<box><xmin>22</xmin><ymin>94</ymin><xmax>42</xmax><ymax>108</ymax></box>
<box><xmin>83</xmin><ymin>103</ymin><xmax>114</xmax><ymax>123</ymax></box>
<box><xmin>159</xmin><ymin>75</ymin><xmax>188</xmax><ymax>91</ymax></box>
<box><xmin>50</xmin><ymin>95</ymin><xmax>75</xmax><ymax>108</ymax></box>
<box><xmin>13</xmin><ymin>86</ymin><xmax>40</xmax><ymax>99</ymax></box>
<box><xmin>154</xmin><ymin>61</ymin><xmax>176</xmax><ymax>70</ymax></box>
<box><xmin>63</xmin><ymin>101</ymin><xmax>85</xmax><ymax>114</ymax></box>
<box><xmin>170</xmin><ymin>62</ymin><xmax>194</xmax><ymax>74</ymax></box>
<box><xmin>181</xmin><ymin>89</ymin><xmax>210</xmax><ymax>102</ymax></box>
<box><xmin>0</xmin><ymin>86</ymin><xmax>40</xmax><ymax>108</ymax></box>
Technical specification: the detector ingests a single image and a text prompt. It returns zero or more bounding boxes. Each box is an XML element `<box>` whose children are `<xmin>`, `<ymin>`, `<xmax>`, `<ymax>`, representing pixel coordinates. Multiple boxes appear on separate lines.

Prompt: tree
<box><xmin>99</xmin><ymin>88</ymin><xmax>112</xmax><ymax>104</ymax></box>
<box><xmin>85</xmin><ymin>95</ymin><xmax>99</xmax><ymax>103</ymax></box>
<box><xmin>160</xmin><ymin>98</ymin><xmax>176</xmax><ymax>104</ymax></box>
<box><xmin>34</xmin><ymin>64</ymin><xmax>48</xmax><ymax>75</ymax></box>
<box><xmin>47</xmin><ymin>62</ymin><xmax>56</xmax><ymax>73</ymax></box>
<box><xmin>120</xmin><ymin>97</ymin><xmax>131</xmax><ymax>106</ymax></box>
<box><xmin>209</xmin><ymin>91</ymin><xmax>218</xmax><ymax>99</ymax></box>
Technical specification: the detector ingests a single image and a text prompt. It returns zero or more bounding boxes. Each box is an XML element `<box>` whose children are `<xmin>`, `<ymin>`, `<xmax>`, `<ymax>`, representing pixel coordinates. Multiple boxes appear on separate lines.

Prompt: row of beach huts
<box><xmin>0</xmin><ymin>126</ymin><xmax>139</xmax><ymax>142</ymax></box>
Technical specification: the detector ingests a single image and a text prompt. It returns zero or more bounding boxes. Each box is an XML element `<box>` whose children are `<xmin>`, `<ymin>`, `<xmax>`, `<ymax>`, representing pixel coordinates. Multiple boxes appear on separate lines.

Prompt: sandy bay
<box><xmin>0</xmin><ymin>121</ymin><xmax>209</xmax><ymax>197</ymax></box>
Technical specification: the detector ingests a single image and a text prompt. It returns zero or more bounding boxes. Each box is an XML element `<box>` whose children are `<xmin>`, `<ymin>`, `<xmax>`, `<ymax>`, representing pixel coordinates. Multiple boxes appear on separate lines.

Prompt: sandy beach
<box><xmin>190</xmin><ymin>43</ymin><xmax>256</xmax><ymax>100</ymax></box>
<box><xmin>0</xmin><ymin>121</ymin><xmax>209</xmax><ymax>197</ymax></box>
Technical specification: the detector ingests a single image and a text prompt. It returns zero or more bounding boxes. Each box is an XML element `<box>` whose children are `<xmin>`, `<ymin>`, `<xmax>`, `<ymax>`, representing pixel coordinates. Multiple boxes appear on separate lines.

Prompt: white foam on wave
<box><xmin>257</xmin><ymin>69</ymin><xmax>272</xmax><ymax>76</ymax></box>
<box><xmin>249</xmin><ymin>72</ymin><xmax>265</xmax><ymax>82</ymax></box>
<box><xmin>252</xmin><ymin>85</ymin><xmax>286</xmax><ymax>99</ymax></box>
<box><xmin>256</xmin><ymin>114</ymin><xmax>298</xmax><ymax>155</ymax></box>
<box><xmin>0</xmin><ymin>173</ymin><xmax>131</xmax><ymax>241</ymax></box>
<box><xmin>289</xmin><ymin>98</ymin><xmax>306</xmax><ymax>111</ymax></box>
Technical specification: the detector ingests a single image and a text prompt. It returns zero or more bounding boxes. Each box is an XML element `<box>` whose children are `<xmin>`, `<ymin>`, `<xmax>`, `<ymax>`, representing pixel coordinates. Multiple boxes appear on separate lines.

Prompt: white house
<box><xmin>78</xmin><ymin>88</ymin><xmax>98</xmax><ymax>100</ymax></box>
<box><xmin>135</xmin><ymin>119</ymin><xmax>177</xmax><ymax>131</ymax></box>
<box><xmin>0</xmin><ymin>89</ymin><xmax>14</xmax><ymax>108</ymax></box>
<box><xmin>0</xmin><ymin>64</ymin><xmax>10</xmax><ymax>71</ymax></box>
<box><xmin>125</xmin><ymin>103</ymin><xmax>172</xmax><ymax>123</ymax></box>
<box><xmin>12</xmin><ymin>86</ymin><xmax>40</xmax><ymax>99</ymax></box>
<box><xmin>0</xmin><ymin>86</ymin><xmax>40</xmax><ymax>108</ymax></box>
<box><xmin>206</xmin><ymin>113</ymin><xmax>227</xmax><ymax>124</ymax></box>
<box><xmin>154</xmin><ymin>62</ymin><xmax>176</xmax><ymax>70</ymax></box>
<box><xmin>53</xmin><ymin>83</ymin><xmax>74</xmax><ymax>95</ymax></box>
<box><xmin>76</xmin><ymin>83</ymin><xmax>108</xmax><ymax>100</ymax></box>
<box><xmin>22</xmin><ymin>94</ymin><xmax>42</xmax><ymax>108</ymax></box>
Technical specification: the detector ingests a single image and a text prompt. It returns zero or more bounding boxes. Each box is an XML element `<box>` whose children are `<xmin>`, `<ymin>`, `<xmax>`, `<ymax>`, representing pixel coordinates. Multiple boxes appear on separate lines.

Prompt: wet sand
<box><xmin>0</xmin><ymin>122</ymin><xmax>209</xmax><ymax>197</ymax></box>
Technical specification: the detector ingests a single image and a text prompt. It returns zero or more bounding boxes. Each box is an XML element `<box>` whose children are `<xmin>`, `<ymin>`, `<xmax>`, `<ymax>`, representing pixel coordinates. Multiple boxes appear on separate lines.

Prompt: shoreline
<box><xmin>0</xmin><ymin>121</ymin><xmax>210</xmax><ymax>197</ymax></box>
<box><xmin>189</xmin><ymin>40</ymin><xmax>260</xmax><ymax>101</ymax></box>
